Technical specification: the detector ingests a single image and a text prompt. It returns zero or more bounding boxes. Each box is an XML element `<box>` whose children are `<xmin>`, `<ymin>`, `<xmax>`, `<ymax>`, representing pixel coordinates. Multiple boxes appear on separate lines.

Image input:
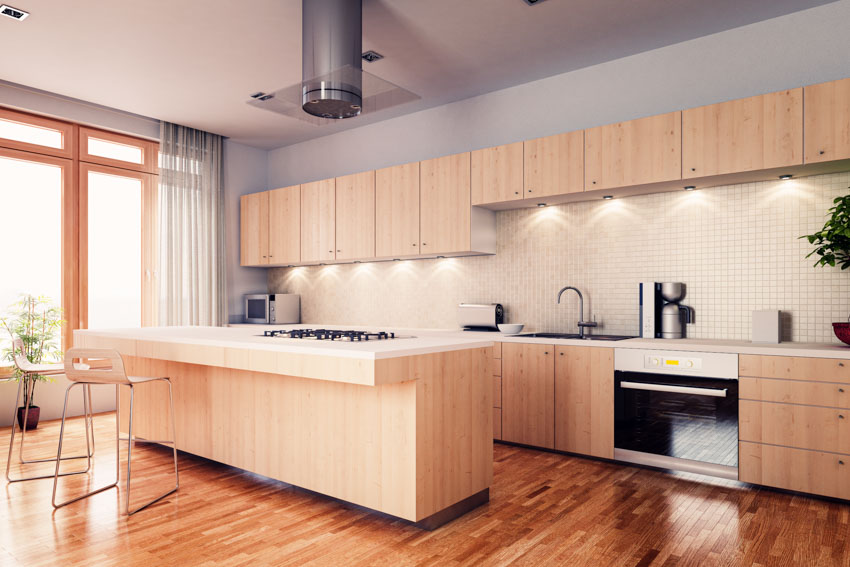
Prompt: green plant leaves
<box><xmin>801</xmin><ymin>190</ymin><xmax>850</xmax><ymax>270</ymax></box>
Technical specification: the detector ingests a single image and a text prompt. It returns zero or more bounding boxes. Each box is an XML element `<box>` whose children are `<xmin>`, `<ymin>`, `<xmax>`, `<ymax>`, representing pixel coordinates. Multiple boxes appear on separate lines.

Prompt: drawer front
<box><xmin>740</xmin><ymin>400</ymin><xmax>850</xmax><ymax>453</ymax></box>
<box><xmin>740</xmin><ymin>441</ymin><xmax>850</xmax><ymax>500</ymax></box>
<box><xmin>493</xmin><ymin>376</ymin><xmax>502</xmax><ymax>408</ymax></box>
<box><xmin>740</xmin><ymin>354</ymin><xmax>850</xmax><ymax>384</ymax></box>
<box><xmin>740</xmin><ymin>377</ymin><xmax>850</xmax><ymax>409</ymax></box>
<box><xmin>493</xmin><ymin>408</ymin><xmax>502</xmax><ymax>440</ymax></box>
<box><xmin>493</xmin><ymin>341</ymin><xmax>502</xmax><ymax>360</ymax></box>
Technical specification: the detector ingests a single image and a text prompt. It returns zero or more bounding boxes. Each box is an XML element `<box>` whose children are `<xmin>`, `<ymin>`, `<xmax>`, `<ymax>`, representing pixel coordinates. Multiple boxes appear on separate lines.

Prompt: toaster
<box><xmin>457</xmin><ymin>303</ymin><xmax>504</xmax><ymax>331</ymax></box>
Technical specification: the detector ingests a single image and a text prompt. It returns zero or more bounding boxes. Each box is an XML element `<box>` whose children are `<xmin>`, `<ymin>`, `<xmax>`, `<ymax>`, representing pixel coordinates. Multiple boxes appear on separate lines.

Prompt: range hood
<box><xmin>248</xmin><ymin>0</ymin><xmax>419</xmax><ymax>126</ymax></box>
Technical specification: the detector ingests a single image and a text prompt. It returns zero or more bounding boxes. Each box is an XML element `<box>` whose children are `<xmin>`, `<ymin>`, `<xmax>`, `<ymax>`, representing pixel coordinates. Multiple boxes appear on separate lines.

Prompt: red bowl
<box><xmin>833</xmin><ymin>322</ymin><xmax>850</xmax><ymax>346</ymax></box>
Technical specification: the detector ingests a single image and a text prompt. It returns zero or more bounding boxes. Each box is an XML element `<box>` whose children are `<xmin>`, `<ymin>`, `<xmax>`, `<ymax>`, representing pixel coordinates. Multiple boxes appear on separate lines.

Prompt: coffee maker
<box><xmin>640</xmin><ymin>282</ymin><xmax>693</xmax><ymax>339</ymax></box>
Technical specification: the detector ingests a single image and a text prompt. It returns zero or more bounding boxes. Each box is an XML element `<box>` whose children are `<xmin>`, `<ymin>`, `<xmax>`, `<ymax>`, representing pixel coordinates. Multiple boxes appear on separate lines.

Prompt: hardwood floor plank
<box><xmin>2</xmin><ymin>414</ymin><xmax>850</xmax><ymax>566</ymax></box>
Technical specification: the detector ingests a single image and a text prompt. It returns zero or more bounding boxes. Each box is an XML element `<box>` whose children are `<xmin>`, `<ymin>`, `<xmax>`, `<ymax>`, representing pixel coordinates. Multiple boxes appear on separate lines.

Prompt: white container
<box><xmin>498</xmin><ymin>324</ymin><xmax>524</xmax><ymax>335</ymax></box>
<box><xmin>752</xmin><ymin>310</ymin><xmax>781</xmax><ymax>343</ymax></box>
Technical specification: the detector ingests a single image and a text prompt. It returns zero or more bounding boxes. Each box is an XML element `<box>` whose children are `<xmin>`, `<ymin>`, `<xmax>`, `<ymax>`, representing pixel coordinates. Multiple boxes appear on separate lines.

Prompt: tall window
<box><xmin>0</xmin><ymin>107</ymin><xmax>158</xmax><ymax>370</ymax></box>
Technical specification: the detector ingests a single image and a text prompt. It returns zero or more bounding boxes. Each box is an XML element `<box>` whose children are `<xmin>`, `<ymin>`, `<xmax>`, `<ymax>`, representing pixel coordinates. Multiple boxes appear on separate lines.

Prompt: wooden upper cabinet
<box><xmin>554</xmin><ymin>346</ymin><xmax>614</xmax><ymax>459</ymax></box>
<box><xmin>268</xmin><ymin>185</ymin><xmax>300</xmax><ymax>265</ymax></box>
<box><xmin>471</xmin><ymin>142</ymin><xmax>524</xmax><ymax>205</ymax></box>
<box><xmin>805</xmin><ymin>78</ymin><xmax>850</xmax><ymax>163</ymax></box>
<box><xmin>524</xmin><ymin>131</ymin><xmax>584</xmax><ymax>198</ymax></box>
<box><xmin>585</xmin><ymin>111</ymin><xmax>681</xmax><ymax>190</ymax></box>
<box><xmin>501</xmin><ymin>342</ymin><xmax>555</xmax><ymax>449</ymax></box>
<box><xmin>420</xmin><ymin>152</ymin><xmax>471</xmax><ymax>255</ymax></box>
<box><xmin>683</xmin><ymin>89</ymin><xmax>803</xmax><ymax>178</ymax></box>
<box><xmin>240</xmin><ymin>191</ymin><xmax>269</xmax><ymax>266</ymax></box>
<box><xmin>335</xmin><ymin>171</ymin><xmax>375</xmax><ymax>261</ymax></box>
<box><xmin>300</xmin><ymin>179</ymin><xmax>336</xmax><ymax>263</ymax></box>
<box><xmin>376</xmin><ymin>162</ymin><xmax>420</xmax><ymax>258</ymax></box>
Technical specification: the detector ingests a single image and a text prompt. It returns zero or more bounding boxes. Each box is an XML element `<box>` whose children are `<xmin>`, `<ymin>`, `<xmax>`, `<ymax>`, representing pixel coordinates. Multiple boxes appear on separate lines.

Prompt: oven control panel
<box><xmin>645</xmin><ymin>355</ymin><xmax>702</xmax><ymax>371</ymax></box>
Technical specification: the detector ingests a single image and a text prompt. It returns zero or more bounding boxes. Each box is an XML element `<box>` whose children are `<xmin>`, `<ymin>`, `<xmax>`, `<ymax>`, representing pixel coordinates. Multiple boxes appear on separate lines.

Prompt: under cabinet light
<box><xmin>779</xmin><ymin>174</ymin><xmax>793</xmax><ymax>180</ymax></box>
<box><xmin>684</xmin><ymin>186</ymin><xmax>696</xmax><ymax>191</ymax></box>
<box><xmin>602</xmin><ymin>195</ymin><xmax>614</xmax><ymax>200</ymax></box>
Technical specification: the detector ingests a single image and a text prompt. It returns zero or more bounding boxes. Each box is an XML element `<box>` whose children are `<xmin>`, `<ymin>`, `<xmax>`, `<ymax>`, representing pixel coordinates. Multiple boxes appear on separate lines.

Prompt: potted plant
<box><xmin>0</xmin><ymin>294</ymin><xmax>64</xmax><ymax>429</ymax></box>
<box><xmin>802</xmin><ymin>191</ymin><xmax>850</xmax><ymax>345</ymax></box>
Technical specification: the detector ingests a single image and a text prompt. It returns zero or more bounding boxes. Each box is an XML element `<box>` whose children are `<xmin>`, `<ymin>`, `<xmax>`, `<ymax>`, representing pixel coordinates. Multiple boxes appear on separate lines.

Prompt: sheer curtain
<box><xmin>158</xmin><ymin>122</ymin><xmax>226</xmax><ymax>326</ymax></box>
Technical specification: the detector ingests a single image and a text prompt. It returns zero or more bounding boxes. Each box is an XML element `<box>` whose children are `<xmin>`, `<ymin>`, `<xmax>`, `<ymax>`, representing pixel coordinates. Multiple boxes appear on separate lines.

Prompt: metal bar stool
<box><xmin>52</xmin><ymin>347</ymin><xmax>179</xmax><ymax>515</ymax></box>
<box><xmin>6</xmin><ymin>338</ymin><xmax>95</xmax><ymax>483</ymax></box>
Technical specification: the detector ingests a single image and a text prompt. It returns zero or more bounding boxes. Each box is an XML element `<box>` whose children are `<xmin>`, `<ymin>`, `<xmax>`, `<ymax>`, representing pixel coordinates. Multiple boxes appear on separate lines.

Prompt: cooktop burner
<box><xmin>260</xmin><ymin>329</ymin><xmax>402</xmax><ymax>341</ymax></box>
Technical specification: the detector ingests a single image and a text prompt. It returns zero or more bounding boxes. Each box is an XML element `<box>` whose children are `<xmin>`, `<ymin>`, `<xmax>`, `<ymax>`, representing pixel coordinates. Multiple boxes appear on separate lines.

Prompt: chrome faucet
<box><xmin>557</xmin><ymin>286</ymin><xmax>598</xmax><ymax>339</ymax></box>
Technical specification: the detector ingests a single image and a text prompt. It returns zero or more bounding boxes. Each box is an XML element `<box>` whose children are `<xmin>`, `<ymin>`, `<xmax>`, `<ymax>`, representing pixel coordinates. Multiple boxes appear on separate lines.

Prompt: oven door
<box><xmin>614</xmin><ymin>370</ymin><xmax>738</xmax><ymax>474</ymax></box>
<box><xmin>244</xmin><ymin>295</ymin><xmax>270</xmax><ymax>324</ymax></box>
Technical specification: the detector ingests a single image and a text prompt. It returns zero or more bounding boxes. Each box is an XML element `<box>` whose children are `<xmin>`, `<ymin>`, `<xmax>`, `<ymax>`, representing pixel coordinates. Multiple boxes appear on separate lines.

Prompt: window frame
<box><xmin>79</xmin><ymin>126</ymin><xmax>158</xmax><ymax>174</ymax></box>
<box><xmin>0</xmin><ymin>107</ymin><xmax>76</xmax><ymax>159</ymax></box>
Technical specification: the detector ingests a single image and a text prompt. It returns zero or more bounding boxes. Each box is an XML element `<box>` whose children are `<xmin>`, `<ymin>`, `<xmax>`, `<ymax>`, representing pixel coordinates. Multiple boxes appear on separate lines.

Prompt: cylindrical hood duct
<box><xmin>301</xmin><ymin>0</ymin><xmax>363</xmax><ymax>119</ymax></box>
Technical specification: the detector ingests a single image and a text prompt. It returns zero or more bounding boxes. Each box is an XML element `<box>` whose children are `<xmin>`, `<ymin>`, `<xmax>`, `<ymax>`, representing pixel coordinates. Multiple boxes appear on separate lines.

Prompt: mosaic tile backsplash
<box><xmin>268</xmin><ymin>172</ymin><xmax>850</xmax><ymax>343</ymax></box>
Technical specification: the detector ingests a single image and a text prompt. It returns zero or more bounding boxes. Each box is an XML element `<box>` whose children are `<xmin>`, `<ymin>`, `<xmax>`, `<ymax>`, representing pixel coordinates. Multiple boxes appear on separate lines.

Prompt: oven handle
<box><xmin>619</xmin><ymin>381</ymin><xmax>727</xmax><ymax>398</ymax></box>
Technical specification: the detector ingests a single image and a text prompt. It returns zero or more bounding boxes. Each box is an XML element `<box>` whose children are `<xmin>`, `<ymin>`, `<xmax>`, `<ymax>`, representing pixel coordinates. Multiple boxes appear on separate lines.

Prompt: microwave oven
<box><xmin>244</xmin><ymin>294</ymin><xmax>301</xmax><ymax>324</ymax></box>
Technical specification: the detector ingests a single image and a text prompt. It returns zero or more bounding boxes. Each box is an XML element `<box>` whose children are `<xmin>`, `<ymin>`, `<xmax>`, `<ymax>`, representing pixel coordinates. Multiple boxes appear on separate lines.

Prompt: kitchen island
<box><xmin>73</xmin><ymin>327</ymin><xmax>494</xmax><ymax>528</ymax></box>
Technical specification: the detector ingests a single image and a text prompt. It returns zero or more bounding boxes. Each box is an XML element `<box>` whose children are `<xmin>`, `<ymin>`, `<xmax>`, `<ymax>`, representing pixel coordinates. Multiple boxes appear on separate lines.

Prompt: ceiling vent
<box><xmin>247</xmin><ymin>0</ymin><xmax>418</xmax><ymax>126</ymax></box>
<box><xmin>0</xmin><ymin>4</ymin><xmax>29</xmax><ymax>20</ymax></box>
<box><xmin>522</xmin><ymin>0</ymin><xmax>548</xmax><ymax>5</ymax></box>
<box><xmin>361</xmin><ymin>50</ymin><xmax>384</xmax><ymax>63</ymax></box>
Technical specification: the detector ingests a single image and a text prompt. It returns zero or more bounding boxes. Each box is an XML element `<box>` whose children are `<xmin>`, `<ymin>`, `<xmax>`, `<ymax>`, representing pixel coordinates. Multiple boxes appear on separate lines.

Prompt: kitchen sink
<box><xmin>520</xmin><ymin>332</ymin><xmax>637</xmax><ymax>341</ymax></box>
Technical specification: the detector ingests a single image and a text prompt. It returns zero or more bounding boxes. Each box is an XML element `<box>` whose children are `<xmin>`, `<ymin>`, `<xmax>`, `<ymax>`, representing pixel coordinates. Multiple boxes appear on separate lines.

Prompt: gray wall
<box><xmin>223</xmin><ymin>140</ymin><xmax>269</xmax><ymax>323</ymax></box>
<box><xmin>267</xmin><ymin>0</ymin><xmax>850</xmax><ymax>187</ymax></box>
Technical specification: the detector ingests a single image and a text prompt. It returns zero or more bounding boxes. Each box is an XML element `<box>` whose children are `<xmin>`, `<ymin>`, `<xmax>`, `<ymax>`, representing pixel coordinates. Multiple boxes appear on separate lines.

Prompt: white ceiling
<box><xmin>0</xmin><ymin>0</ymin><xmax>835</xmax><ymax>149</ymax></box>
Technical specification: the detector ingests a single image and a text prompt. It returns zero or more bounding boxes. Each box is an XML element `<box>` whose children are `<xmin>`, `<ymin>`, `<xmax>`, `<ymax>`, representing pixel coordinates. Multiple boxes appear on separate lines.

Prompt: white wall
<box><xmin>267</xmin><ymin>0</ymin><xmax>850</xmax><ymax>187</ymax></box>
<box><xmin>223</xmin><ymin>140</ymin><xmax>269</xmax><ymax>323</ymax></box>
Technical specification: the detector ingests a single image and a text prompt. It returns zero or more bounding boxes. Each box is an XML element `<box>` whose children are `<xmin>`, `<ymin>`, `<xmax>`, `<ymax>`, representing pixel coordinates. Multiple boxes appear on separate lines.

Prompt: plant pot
<box><xmin>16</xmin><ymin>405</ymin><xmax>40</xmax><ymax>430</ymax></box>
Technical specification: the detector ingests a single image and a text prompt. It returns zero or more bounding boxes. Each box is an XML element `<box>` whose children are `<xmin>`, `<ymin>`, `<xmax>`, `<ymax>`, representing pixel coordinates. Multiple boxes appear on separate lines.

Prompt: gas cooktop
<box><xmin>259</xmin><ymin>329</ymin><xmax>410</xmax><ymax>341</ymax></box>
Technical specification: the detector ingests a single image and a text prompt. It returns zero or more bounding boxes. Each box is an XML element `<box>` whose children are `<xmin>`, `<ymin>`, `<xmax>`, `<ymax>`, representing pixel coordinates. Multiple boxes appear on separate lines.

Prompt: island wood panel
<box><xmin>554</xmin><ymin>346</ymin><xmax>614</xmax><ymax>459</ymax></box>
<box><xmin>375</xmin><ymin>162</ymin><xmax>420</xmax><ymax>258</ymax></box>
<box><xmin>682</xmin><ymin>89</ymin><xmax>803</xmax><ymax>178</ymax></box>
<box><xmin>470</xmin><ymin>142</ymin><xmax>524</xmax><ymax>205</ymax></box>
<box><xmin>493</xmin><ymin>408</ymin><xmax>502</xmax><ymax>440</ymax></box>
<box><xmin>419</xmin><ymin>152</ymin><xmax>471</xmax><ymax>255</ymax></box>
<box><xmin>268</xmin><ymin>184</ymin><xmax>300</xmax><ymax>265</ymax></box>
<box><xmin>119</xmin><ymin>346</ymin><xmax>491</xmax><ymax>523</ymax></box>
<box><xmin>300</xmin><ymin>178</ymin><xmax>336</xmax><ymax>263</ymax></box>
<box><xmin>524</xmin><ymin>131</ymin><xmax>584</xmax><ymax>198</ymax></box>
<box><xmin>501</xmin><ymin>342</ymin><xmax>555</xmax><ymax>449</ymax></box>
<box><xmin>240</xmin><ymin>191</ymin><xmax>268</xmax><ymax>266</ymax></box>
<box><xmin>739</xmin><ymin>441</ymin><xmax>850</xmax><ymax>500</ymax></box>
<box><xmin>335</xmin><ymin>170</ymin><xmax>375</xmax><ymax>260</ymax></box>
<box><xmin>739</xmin><ymin>399</ymin><xmax>850</xmax><ymax>454</ymax></box>
<box><xmin>804</xmin><ymin>77</ymin><xmax>850</xmax><ymax>163</ymax></box>
<box><xmin>739</xmin><ymin>354</ymin><xmax>850</xmax><ymax>383</ymax></box>
<box><xmin>584</xmin><ymin>111</ymin><xmax>681</xmax><ymax>191</ymax></box>
<box><xmin>740</xmin><ymin>376</ymin><xmax>850</xmax><ymax>409</ymax></box>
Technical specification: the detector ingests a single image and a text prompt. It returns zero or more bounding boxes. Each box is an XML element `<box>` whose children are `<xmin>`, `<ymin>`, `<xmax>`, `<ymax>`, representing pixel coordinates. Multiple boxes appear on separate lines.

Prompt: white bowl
<box><xmin>498</xmin><ymin>323</ymin><xmax>524</xmax><ymax>335</ymax></box>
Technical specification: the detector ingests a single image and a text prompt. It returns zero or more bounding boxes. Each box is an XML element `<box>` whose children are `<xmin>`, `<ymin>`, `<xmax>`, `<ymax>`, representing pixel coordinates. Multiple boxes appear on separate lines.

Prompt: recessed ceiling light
<box><xmin>684</xmin><ymin>186</ymin><xmax>696</xmax><ymax>191</ymax></box>
<box><xmin>0</xmin><ymin>4</ymin><xmax>28</xmax><ymax>20</ymax></box>
<box><xmin>537</xmin><ymin>203</ymin><xmax>547</xmax><ymax>207</ymax></box>
<box><xmin>779</xmin><ymin>174</ymin><xmax>793</xmax><ymax>180</ymax></box>
<box><xmin>603</xmin><ymin>195</ymin><xmax>614</xmax><ymax>200</ymax></box>
<box><xmin>437</xmin><ymin>256</ymin><xmax>446</xmax><ymax>259</ymax></box>
<box><xmin>522</xmin><ymin>0</ymin><xmax>548</xmax><ymax>5</ymax></box>
<box><xmin>361</xmin><ymin>50</ymin><xmax>384</xmax><ymax>63</ymax></box>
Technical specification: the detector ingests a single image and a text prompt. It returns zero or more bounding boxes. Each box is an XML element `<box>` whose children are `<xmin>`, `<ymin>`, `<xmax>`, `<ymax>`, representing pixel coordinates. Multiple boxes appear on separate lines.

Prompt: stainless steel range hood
<box><xmin>301</xmin><ymin>0</ymin><xmax>363</xmax><ymax>119</ymax></box>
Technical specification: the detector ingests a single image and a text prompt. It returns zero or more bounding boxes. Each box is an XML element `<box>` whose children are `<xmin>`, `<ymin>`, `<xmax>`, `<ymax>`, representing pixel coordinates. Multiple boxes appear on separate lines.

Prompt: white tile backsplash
<box><xmin>269</xmin><ymin>172</ymin><xmax>850</xmax><ymax>343</ymax></box>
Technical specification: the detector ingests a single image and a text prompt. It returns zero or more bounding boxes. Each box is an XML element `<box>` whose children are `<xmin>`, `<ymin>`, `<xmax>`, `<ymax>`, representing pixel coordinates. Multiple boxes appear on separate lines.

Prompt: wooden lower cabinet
<box><xmin>740</xmin><ymin>400</ymin><xmax>850</xmax><ymax>454</ymax></box>
<box><xmin>493</xmin><ymin>376</ymin><xmax>502</xmax><ymax>409</ymax></box>
<box><xmin>740</xmin><ymin>441</ymin><xmax>850</xmax><ymax>500</ymax></box>
<box><xmin>493</xmin><ymin>408</ymin><xmax>502</xmax><ymax>441</ymax></box>
<box><xmin>501</xmin><ymin>343</ymin><xmax>555</xmax><ymax>448</ymax></box>
<box><xmin>740</xmin><ymin>376</ymin><xmax>850</xmax><ymax>409</ymax></box>
<box><xmin>554</xmin><ymin>346</ymin><xmax>614</xmax><ymax>459</ymax></box>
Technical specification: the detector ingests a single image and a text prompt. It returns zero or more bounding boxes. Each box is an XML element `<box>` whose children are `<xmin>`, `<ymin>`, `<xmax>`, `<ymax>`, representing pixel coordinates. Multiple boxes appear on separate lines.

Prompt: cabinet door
<box><xmin>420</xmin><ymin>153</ymin><xmax>471</xmax><ymax>255</ymax></box>
<box><xmin>502</xmin><ymin>343</ymin><xmax>555</xmax><ymax>449</ymax></box>
<box><xmin>268</xmin><ymin>185</ymin><xmax>300</xmax><ymax>265</ymax></box>
<box><xmin>335</xmin><ymin>171</ymin><xmax>375</xmax><ymax>261</ymax></box>
<box><xmin>471</xmin><ymin>142</ymin><xmax>524</xmax><ymax>205</ymax></box>
<box><xmin>683</xmin><ymin>89</ymin><xmax>802</xmax><ymax>178</ymax></box>
<box><xmin>554</xmin><ymin>346</ymin><xmax>614</xmax><ymax>458</ymax></box>
<box><xmin>740</xmin><ymin>441</ymin><xmax>850</xmax><ymax>500</ymax></box>
<box><xmin>524</xmin><ymin>131</ymin><xmax>584</xmax><ymax>198</ymax></box>
<box><xmin>300</xmin><ymin>179</ymin><xmax>336</xmax><ymax>263</ymax></box>
<box><xmin>240</xmin><ymin>191</ymin><xmax>269</xmax><ymax>266</ymax></box>
<box><xmin>585</xmin><ymin>111</ymin><xmax>681</xmax><ymax>190</ymax></box>
<box><xmin>805</xmin><ymin>78</ymin><xmax>850</xmax><ymax>164</ymax></box>
<box><xmin>375</xmin><ymin>162</ymin><xmax>420</xmax><ymax>258</ymax></box>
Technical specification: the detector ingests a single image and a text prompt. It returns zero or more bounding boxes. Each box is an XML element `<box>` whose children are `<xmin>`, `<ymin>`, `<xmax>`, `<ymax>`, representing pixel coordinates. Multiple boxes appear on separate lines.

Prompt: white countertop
<box><xmin>232</xmin><ymin>324</ymin><xmax>850</xmax><ymax>359</ymax></box>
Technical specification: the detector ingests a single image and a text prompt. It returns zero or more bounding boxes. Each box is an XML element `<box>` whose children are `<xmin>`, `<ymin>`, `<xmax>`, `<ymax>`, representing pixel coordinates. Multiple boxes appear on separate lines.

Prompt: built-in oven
<box><xmin>613</xmin><ymin>348</ymin><xmax>739</xmax><ymax>480</ymax></box>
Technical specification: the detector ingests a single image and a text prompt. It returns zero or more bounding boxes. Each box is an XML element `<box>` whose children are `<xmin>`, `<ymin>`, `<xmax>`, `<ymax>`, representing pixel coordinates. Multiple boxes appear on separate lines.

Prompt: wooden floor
<box><xmin>2</xmin><ymin>414</ymin><xmax>849</xmax><ymax>567</ymax></box>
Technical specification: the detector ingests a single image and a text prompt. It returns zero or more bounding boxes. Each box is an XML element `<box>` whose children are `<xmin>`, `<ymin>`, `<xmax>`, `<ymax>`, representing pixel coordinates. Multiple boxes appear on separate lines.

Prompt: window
<box><xmin>0</xmin><ymin>107</ymin><xmax>158</xmax><ymax>360</ymax></box>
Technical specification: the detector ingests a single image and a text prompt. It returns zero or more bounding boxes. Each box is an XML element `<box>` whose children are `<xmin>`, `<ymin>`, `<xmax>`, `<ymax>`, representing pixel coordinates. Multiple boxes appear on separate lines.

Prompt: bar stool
<box><xmin>52</xmin><ymin>347</ymin><xmax>179</xmax><ymax>515</ymax></box>
<box><xmin>6</xmin><ymin>338</ymin><xmax>95</xmax><ymax>483</ymax></box>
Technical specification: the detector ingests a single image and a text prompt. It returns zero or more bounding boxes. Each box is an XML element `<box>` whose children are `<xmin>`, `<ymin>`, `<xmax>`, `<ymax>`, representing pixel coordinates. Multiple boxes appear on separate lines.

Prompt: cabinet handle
<box><xmin>262</xmin><ymin>255</ymin><xmax>267</xmax><ymax>258</ymax></box>
<box><xmin>337</xmin><ymin>249</ymin><xmax>341</xmax><ymax>253</ymax></box>
<box><xmin>559</xmin><ymin>352</ymin><xmax>564</xmax><ymax>356</ymax></box>
<box><xmin>840</xmin><ymin>388</ymin><xmax>845</xmax><ymax>393</ymax></box>
<box><xmin>839</xmin><ymin>362</ymin><xmax>845</xmax><ymax>367</ymax></box>
<box><xmin>412</xmin><ymin>243</ymin><xmax>417</xmax><ymax>247</ymax></box>
<box><xmin>840</xmin><ymin>414</ymin><xmax>845</xmax><ymax>419</ymax></box>
<box><xmin>544</xmin><ymin>351</ymin><xmax>549</xmax><ymax>355</ymax></box>
<box><xmin>592</xmin><ymin>181</ymin><xmax>597</xmax><ymax>185</ymax></box>
<box><xmin>515</xmin><ymin>191</ymin><xmax>520</xmax><ymax>195</ymax></box>
<box><xmin>422</xmin><ymin>242</ymin><xmax>427</xmax><ymax>246</ymax></box>
<box><xmin>690</xmin><ymin>167</ymin><xmax>696</xmax><ymax>172</ymax></box>
<box><xmin>328</xmin><ymin>250</ymin><xmax>333</xmax><ymax>254</ymax></box>
<box><xmin>840</xmin><ymin>460</ymin><xmax>846</xmax><ymax>466</ymax></box>
<box><xmin>820</xmin><ymin>150</ymin><xmax>826</xmax><ymax>155</ymax></box>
